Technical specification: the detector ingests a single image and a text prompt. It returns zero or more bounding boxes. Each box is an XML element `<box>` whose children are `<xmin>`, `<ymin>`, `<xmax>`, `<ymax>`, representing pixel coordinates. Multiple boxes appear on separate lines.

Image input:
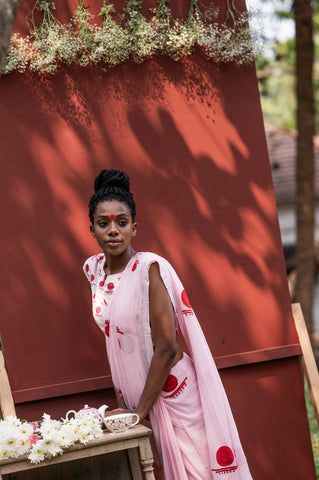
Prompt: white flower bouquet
<box><xmin>2</xmin><ymin>0</ymin><xmax>263</xmax><ymax>75</ymax></box>
<box><xmin>0</xmin><ymin>413</ymin><xmax>103</xmax><ymax>464</ymax></box>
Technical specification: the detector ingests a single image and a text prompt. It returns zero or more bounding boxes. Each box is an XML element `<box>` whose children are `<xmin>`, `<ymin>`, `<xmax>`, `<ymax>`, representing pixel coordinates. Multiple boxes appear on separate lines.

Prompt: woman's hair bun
<box><xmin>94</xmin><ymin>169</ymin><xmax>130</xmax><ymax>193</ymax></box>
<box><xmin>89</xmin><ymin>168</ymin><xmax>136</xmax><ymax>222</ymax></box>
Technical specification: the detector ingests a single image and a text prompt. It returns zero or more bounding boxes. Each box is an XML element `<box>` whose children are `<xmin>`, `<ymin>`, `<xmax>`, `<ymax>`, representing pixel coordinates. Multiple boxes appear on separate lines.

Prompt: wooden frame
<box><xmin>0</xmin><ymin>349</ymin><xmax>15</xmax><ymax>418</ymax></box>
<box><xmin>292</xmin><ymin>303</ymin><xmax>319</xmax><ymax>425</ymax></box>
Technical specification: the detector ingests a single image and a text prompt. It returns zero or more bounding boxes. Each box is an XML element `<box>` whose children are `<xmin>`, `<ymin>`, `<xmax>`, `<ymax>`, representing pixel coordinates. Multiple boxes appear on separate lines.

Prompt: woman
<box><xmin>83</xmin><ymin>169</ymin><xmax>253</xmax><ymax>480</ymax></box>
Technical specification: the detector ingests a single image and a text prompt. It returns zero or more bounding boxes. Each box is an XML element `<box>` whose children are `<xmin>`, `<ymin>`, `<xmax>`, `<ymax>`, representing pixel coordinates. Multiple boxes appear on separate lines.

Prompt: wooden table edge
<box><xmin>0</xmin><ymin>424</ymin><xmax>153</xmax><ymax>472</ymax></box>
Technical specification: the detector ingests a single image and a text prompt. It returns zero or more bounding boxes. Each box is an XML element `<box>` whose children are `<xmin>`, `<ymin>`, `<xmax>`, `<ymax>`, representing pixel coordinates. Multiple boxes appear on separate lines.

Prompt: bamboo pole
<box><xmin>292</xmin><ymin>303</ymin><xmax>319</xmax><ymax>425</ymax></box>
<box><xmin>0</xmin><ymin>349</ymin><xmax>16</xmax><ymax>418</ymax></box>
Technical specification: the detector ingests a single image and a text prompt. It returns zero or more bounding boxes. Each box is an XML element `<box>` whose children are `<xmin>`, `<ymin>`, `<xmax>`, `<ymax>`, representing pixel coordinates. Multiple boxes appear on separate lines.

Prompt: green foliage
<box><xmin>257</xmin><ymin>32</ymin><xmax>296</xmax><ymax>129</ymax></box>
<box><xmin>2</xmin><ymin>0</ymin><xmax>262</xmax><ymax>75</ymax></box>
<box><xmin>257</xmin><ymin>28</ymin><xmax>319</xmax><ymax>133</ymax></box>
<box><xmin>314</xmin><ymin>13</ymin><xmax>319</xmax><ymax>32</ymax></box>
<box><xmin>274</xmin><ymin>9</ymin><xmax>293</xmax><ymax>20</ymax></box>
<box><xmin>259</xmin><ymin>70</ymin><xmax>296</xmax><ymax>130</ymax></box>
<box><xmin>255</xmin><ymin>55</ymin><xmax>270</xmax><ymax>71</ymax></box>
<box><xmin>256</xmin><ymin>0</ymin><xmax>319</xmax><ymax>133</ymax></box>
<box><xmin>305</xmin><ymin>383</ymin><xmax>319</xmax><ymax>478</ymax></box>
<box><xmin>274</xmin><ymin>38</ymin><xmax>295</xmax><ymax>66</ymax></box>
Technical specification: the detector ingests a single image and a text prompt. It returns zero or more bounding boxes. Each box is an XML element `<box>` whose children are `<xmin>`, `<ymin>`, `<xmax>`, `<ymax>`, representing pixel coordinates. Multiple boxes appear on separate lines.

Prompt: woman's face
<box><xmin>90</xmin><ymin>200</ymin><xmax>137</xmax><ymax>258</ymax></box>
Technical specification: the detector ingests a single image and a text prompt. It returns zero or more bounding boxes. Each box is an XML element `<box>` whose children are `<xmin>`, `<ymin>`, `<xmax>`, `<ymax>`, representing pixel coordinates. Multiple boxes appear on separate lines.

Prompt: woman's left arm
<box><xmin>135</xmin><ymin>262</ymin><xmax>182</xmax><ymax>422</ymax></box>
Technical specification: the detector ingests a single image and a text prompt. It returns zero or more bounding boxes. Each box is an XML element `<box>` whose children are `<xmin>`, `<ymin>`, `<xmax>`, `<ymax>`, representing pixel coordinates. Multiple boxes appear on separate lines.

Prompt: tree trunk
<box><xmin>0</xmin><ymin>0</ymin><xmax>20</xmax><ymax>74</ymax></box>
<box><xmin>294</xmin><ymin>0</ymin><xmax>315</xmax><ymax>335</ymax></box>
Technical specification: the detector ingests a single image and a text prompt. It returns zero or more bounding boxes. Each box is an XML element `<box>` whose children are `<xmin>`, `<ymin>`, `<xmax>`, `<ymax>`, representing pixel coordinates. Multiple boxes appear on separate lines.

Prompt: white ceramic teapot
<box><xmin>65</xmin><ymin>404</ymin><xmax>108</xmax><ymax>426</ymax></box>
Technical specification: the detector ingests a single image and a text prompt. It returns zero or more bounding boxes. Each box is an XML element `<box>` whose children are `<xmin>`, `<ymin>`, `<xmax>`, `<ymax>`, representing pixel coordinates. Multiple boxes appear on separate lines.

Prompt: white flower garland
<box><xmin>0</xmin><ymin>414</ymin><xmax>103</xmax><ymax>464</ymax></box>
<box><xmin>2</xmin><ymin>0</ymin><xmax>263</xmax><ymax>75</ymax></box>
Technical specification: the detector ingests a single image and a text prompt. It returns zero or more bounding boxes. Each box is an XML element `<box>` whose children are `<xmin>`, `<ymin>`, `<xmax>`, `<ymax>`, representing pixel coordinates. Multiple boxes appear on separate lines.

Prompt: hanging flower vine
<box><xmin>2</xmin><ymin>0</ymin><xmax>262</xmax><ymax>75</ymax></box>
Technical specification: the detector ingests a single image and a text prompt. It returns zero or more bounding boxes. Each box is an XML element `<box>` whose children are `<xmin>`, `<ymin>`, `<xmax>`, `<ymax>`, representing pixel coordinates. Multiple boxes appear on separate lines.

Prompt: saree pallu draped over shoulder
<box><xmin>86</xmin><ymin>252</ymin><xmax>253</xmax><ymax>480</ymax></box>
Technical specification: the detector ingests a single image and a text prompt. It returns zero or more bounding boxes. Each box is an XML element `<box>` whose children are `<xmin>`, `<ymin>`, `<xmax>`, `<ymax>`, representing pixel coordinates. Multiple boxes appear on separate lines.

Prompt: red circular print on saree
<box><xmin>216</xmin><ymin>446</ymin><xmax>234</xmax><ymax>466</ymax></box>
<box><xmin>90</xmin><ymin>274</ymin><xmax>95</xmax><ymax>282</ymax></box>
<box><xmin>105</xmin><ymin>320</ymin><xmax>110</xmax><ymax>337</ymax></box>
<box><xmin>99</xmin><ymin>280</ymin><xmax>104</xmax><ymax>287</ymax></box>
<box><xmin>96</xmin><ymin>306</ymin><xmax>101</xmax><ymax>314</ymax></box>
<box><xmin>163</xmin><ymin>375</ymin><xmax>178</xmax><ymax>392</ymax></box>
<box><xmin>85</xmin><ymin>264</ymin><xmax>89</xmax><ymax>272</ymax></box>
<box><xmin>181</xmin><ymin>290</ymin><xmax>191</xmax><ymax>309</ymax></box>
<box><xmin>107</xmin><ymin>282</ymin><xmax>114</xmax><ymax>290</ymax></box>
<box><xmin>132</xmin><ymin>260</ymin><xmax>139</xmax><ymax>271</ymax></box>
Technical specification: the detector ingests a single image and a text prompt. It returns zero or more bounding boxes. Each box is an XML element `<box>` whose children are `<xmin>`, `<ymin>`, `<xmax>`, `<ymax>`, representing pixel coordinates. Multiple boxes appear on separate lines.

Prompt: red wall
<box><xmin>0</xmin><ymin>1</ymin><xmax>315</xmax><ymax>479</ymax></box>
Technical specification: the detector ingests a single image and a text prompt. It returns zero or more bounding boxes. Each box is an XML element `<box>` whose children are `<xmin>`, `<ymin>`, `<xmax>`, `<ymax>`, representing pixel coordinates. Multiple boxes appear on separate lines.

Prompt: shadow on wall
<box><xmin>0</xmin><ymin>52</ymin><xmax>294</xmax><ymax>395</ymax></box>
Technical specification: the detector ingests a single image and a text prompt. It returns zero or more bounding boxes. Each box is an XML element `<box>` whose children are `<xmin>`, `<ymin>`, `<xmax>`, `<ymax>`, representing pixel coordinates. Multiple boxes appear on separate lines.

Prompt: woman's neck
<box><xmin>104</xmin><ymin>247</ymin><xmax>136</xmax><ymax>275</ymax></box>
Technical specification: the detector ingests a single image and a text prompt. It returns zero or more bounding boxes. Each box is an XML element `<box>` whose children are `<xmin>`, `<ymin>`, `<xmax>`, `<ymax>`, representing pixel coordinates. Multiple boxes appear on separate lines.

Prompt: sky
<box><xmin>246</xmin><ymin>0</ymin><xmax>295</xmax><ymax>54</ymax></box>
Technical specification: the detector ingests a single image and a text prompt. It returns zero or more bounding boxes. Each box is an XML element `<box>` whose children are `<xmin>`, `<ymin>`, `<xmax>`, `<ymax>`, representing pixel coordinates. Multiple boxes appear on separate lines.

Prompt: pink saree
<box><xmin>84</xmin><ymin>252</ymin><xmax>253</xmax><ymax>480</ymax></box>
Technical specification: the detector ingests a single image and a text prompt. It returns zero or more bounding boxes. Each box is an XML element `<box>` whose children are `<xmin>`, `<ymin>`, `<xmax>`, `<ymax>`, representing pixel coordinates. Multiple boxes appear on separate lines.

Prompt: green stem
<box><xmin>75</xmin><ymin>0</ymin><xmax>93</xmax><ymax>36</ymax></box>
<box><xmin>157</xmin><ymin>0</ymin><xmax>168</xmax><ymax>8</ymax></box>
<box><xmin>100</xmin><ymin>0</ymin><xmax>115</xmax><ymax>25</ymax></box>
<box><xmin>29</xmin><ymin>0</ymin><xmax>58</xmax><ymax>31</ymax></box>
<box><xmin>187</xmin><ymin>0</ymin><xmax>204</xmax><ymax>24</ymax></box>
<box><xmin>225</xmin><ymin>0</ymin><xmax>241</xmax><ymax>25</ymax></box>
<box><xmin>126</xmin><ymin>0</ymin><xmax>143</xmax><ymax>12</ymax></box>
<box><xmin>156</xmin><ymin>0</ymin><xmax>171</xmax><ymax>22</ymax></box>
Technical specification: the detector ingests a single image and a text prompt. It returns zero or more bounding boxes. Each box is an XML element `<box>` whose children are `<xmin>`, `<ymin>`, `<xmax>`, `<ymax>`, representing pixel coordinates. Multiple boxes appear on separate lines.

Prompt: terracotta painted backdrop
<box><xmin>0</xmin><ymin>0</ymin><xmax>316</xmax><ymax>478</ymax></box>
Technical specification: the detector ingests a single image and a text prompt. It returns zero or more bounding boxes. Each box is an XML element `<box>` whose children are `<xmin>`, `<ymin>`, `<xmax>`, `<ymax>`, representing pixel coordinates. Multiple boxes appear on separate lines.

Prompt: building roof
<box><xmin>265</xmin><ymin>124</ymin><xmax>319</xmax><ymax>205</ymax></box>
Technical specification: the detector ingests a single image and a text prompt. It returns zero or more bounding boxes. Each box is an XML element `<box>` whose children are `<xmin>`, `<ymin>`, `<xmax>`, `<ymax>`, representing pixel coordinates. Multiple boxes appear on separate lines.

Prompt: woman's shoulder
<box><xmin>83</xmin><ymin>253</ymin><xmax>105</xmax><ymax>281</ymax></box>
<box><xmin>134</xmin><ymin>252</ymin><xmax>174</xmax><ymax>271</ymax></box>
<box><xmin>134</xmin><ymin>252</ymin><xmax>182</xmax><ymax>291</ymax></box>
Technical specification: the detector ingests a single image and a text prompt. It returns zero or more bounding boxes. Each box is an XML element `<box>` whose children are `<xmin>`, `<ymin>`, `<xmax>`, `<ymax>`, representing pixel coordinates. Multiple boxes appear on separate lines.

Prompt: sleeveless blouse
<box><xmin>83</xmin><ymin>254</ymin><xmax>123</xmax><ymax>334</ymax></box>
